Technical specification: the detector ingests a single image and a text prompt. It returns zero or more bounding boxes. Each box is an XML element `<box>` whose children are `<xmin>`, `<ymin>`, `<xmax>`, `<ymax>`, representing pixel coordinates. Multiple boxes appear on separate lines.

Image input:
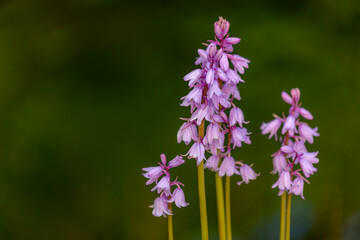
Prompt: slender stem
<box><xmin>225</xmin><ymin>176</ymin><xmax>232</xmax><ymax>240</ymax></box>
<box><xmin>280</xmin><ymin>193</ymin><xmax>286</xmax><ymax>240</ymax></box>
<box><xmin>285</xmin><ymin>193</ymin><xmax>292</xmax><ymax>240</ymax></box>
<box><xmin>215</xmin><ymin>171</ymin><xmax>226</xmax><ymax>240</ymax></box>
<box><xmin>168</xmin><ymin>203</ymin><xmax>174</xmax><ymax>240</ymax></box>
<box><xmin>197</xmin><ymin>120</ymin><xmax>209</xmax><ymax>240</ymax></box>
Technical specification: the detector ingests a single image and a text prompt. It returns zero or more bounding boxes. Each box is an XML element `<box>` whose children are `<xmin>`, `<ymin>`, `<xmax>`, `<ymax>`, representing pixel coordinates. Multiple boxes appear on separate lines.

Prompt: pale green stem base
<box><xmin>215</xmin><ymin>172</ymin><xmax>226</xmax><ymax>240</ymax></box>
<box><xmin>285</xmin><ymin>193</ymin><xmax>292</xmax><ymax>240</ymax></box>
<box><xmin>168</xmin><ymin>203</ymin><xmax>173</xmax><ymax>240</ymax></box>
<box><xmin>225</xmin><ymin>176</ymin><xmax>232</xmax><ymax>240</ymax></box>
<box><xmin>280</xmin><ymin>193</ymin><xmax>286</xmax><ymax>240</ymax></box>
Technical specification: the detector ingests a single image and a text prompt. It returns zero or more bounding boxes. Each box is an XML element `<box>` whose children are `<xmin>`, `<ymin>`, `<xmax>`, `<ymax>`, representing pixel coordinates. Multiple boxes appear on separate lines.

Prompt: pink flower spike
<box><xmin>281</xmin><ymin>91</ymin><xmax>293</xmax><ymax>105</ymax></box>
<box><xmin>168</xmin><ymin>155</ymin><xmax>185</xmax><ymax>168</ymax></box>
<box><xmin>169</xmin><ymin>188</ymin><xmax>189</xmax><ymax>208</ymax></box>
<box><xmin>218</xmin><ymin>156</ymin><xmax>237</xmax><ymax>177</ymax></box>
<box><xmin>289</xmin><ymin>177</ymin><xmax>305</xmax><ymax>200</ymax></box>
<box><xmin>204</xmin><ymin>155</ymin><xmax>220</xmax><ymax>172</ymax></box>
<box><xmin>229</xmin><ymin>107</ymin><xmax>245</xmax><ymax>127</ymax></box>
<box><xmin>298</xmin><ymin>107</ymin><xmax>314</xmax><ymax>120</ymax></box>
<box><xmin>150</xmin><ymin>196</ymin><xmax>172</xmax><ymax>217</ymax></box>
<box><xmin>260</xmin><ymin>118</ymin><xmax>282</xmax><ymax>140</ymax></box>
<box><xmin>238</xmin><ymin>164</ymin><xmax>259</xmax><ymax>185</ymax></box>
<box><xmin>298</xmin><ymin>123</ymin><xmax>319</xmax><ymax>144</ymax></box>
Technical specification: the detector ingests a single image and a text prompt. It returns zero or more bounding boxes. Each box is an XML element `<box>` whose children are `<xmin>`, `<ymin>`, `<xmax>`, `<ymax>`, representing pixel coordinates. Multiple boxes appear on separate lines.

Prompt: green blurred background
<box><xmin>0</xmin><ymin>0</ymin><xmax>359</xmax><ymax>239</ymax></box>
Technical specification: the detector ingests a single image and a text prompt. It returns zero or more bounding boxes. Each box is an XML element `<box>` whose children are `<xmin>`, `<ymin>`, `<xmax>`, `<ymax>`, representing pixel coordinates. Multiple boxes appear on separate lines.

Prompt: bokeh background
<box><xmin>0</xmin><ymin>0</ymin><xmax>359</xmax><ymax>239</ymax></box>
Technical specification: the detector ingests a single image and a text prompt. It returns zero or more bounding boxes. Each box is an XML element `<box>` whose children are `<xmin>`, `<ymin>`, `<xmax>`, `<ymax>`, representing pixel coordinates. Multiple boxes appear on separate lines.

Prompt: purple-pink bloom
<box><xmin>150</xmin><ymin>196</ymin><xmax>172</xmax><ymax>217</ymax></box>
<box><xmin>152</xmin><ymin>175</ymin><xmax>171</xmax><ymax>196</ymax></box>
<box><xmin>177</xmin><ymin>122</ymin><xmax>198</xmax><ymax>145</ymax></box>
<box><xmin>289</xmin><ymin>177</ymin><xmax>305</xmax><ymax>200</ymax></box>
<box><xmin>261</xmin><ymin>118</ymin><xmax>282</xmax><ymax>140</ymax></box>
<box><xmin>272</xmin><ymin>170</ymin><xmax>292</xmax><ymax>193</ymax></box>
<box><xmin>281</xmin><ymin>91</ymin><xmax>293</xmax><ymax>105</ymax></box>
<box><xmin>237</xmin><ymin>164</ymin><xmax>259</xmax><ymax>185</ymax></box>
<box><xmin>231</xmin><ymin>127</ymin><xmax>251</xmax><ymax>148</ymax></box>
<box><xmin>229</xmin><ymin>107</ymin><xmax>245</xmax><ymax>127</ymax></box>
<box><xmin>204</xmin><ymin>155</ymin><xmax>220</xmax><ymax>172</ymax></box>
<box><xmin>298</xmin><ymin>107</ymin><xmax>313</xmax><ymax>120</ymax></box>
<box><xmin>169</xmin><ymin>188</ymin><xmax>189</xmax><ymax>208</ymax></box>
<box><xmin>218</xmin><ymin>156</ymin><xmax>238</xmax><ymax>177</ymax></box>
<box><xmin>187</xmin><ymin>142</ymin><xmax>205</xmax><ymax>165</ymax></box>
<box><xmin>282</xmin><ymin>115</ymin><xmax>296</xmax><ymax>136</ymax></box>
<box><xmin>299</xmin><ymin>158</ymin><xmax>317</xmax><ymax>178</ymax></box>
<box><xmin>298</xmin><ymin>123</ymin><xmax>319</xmax><ymax>144</ymax></box>
<box><xmin>142</xmin><ymin>166</ymin><xmax>164</xmax><ymax>185</ymax></box>
<box><xmin>271</xmin><ymin>152</ymin><xmax>287</xmax><ymax>175</ymax></box>
<box><xmin>168</xmin><ymin>155</ymin><xmax>185</xmax><ymax>168</ymax></box>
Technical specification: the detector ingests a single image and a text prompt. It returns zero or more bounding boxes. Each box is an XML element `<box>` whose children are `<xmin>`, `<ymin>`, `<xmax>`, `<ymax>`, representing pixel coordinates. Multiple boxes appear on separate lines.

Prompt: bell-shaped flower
<box><xmin>261</xmin><ymin>118</ymin><xmax>282</xmax><ymax>140</ymax></box>
<box><xmin>151</xmin><ymin>175</ymin><xmax>171</xmax><ymax>196</ymax></box>
<box><xmin>237</xmin><ymin>164</ymin><xmax>259</xmax><ymax>185</ymax></box>
<box><xmin>218</xmin><ymin>156</ymin><xmax>238</xmax><ymax>177</ymax></box>
<box><xmin>281</xmin><ymin>115</ymin><xmax>296</xmax><ymax>136</ymax></box>
<box><xmin>183</xmin><ymin>69</ymin><xmax>203</xmax><ymax>87</ymax></box>
<box><xmin>231</xmin><ymin>127</ymin><xmax>251</xmax><ymax>148</ymax></box>
<box><xmin>168</xmin><ymin>155</ymin><xmax>185</xmax><ymax>168</ymax></box>
<box><xmin>229</xmin><ymin>107</ymin><xmax>245</xmax><ymax>127</ymax></box>
<box><xmin>150</xmin><ymin>196</ymin><xmax>172</xmax><ymax>217</ymax></box>
<box><xmin>289</xmin><ymin>177</ymin><xmax>305</xmax><ymax>200</ymax></box>
<box><xmin>142</xmin><ymin>166</ymin><xmax>164</xmax><ymax>185</ymax></box>
<box><xmin>204</xmin><ymin>155</ymin><xmax>220</xmax><ymax>172</ymax></box>
<box><xmin>169</xmin><ymin>188</ymin><xmax>189</xmax><ymax>208</ymax></box>
<box><xmin>187</xmin><ymin>142</ymin><xmax>205</xmax><ymax>165</ymax></box>
<box><xmin>177</xmin><ymin>122</ymin><xmax>198</xmax><ymax>145</ymax></box>
<box><xmin>299</xmin><ymin>157</ymin><xmax>317</xmax><ymax>178</ymax></box>
<box><xmin>272</xmin><ymin>170</ymin><xmax>292</xmax><ymax>193</ymax></box>
<box><xmin>271</xmin><ymin>152</ymin><xmax>287</xmax><ymax>175</ymax></box>
<box><xmin>298</xmin><ymin>123</ymin><xmax>319</xmax><ymax>144</ymax></box>
<box><xmin>298</xmin><ymin>107</ymin><xmax>313</xmax><ymax>120</ymax></box>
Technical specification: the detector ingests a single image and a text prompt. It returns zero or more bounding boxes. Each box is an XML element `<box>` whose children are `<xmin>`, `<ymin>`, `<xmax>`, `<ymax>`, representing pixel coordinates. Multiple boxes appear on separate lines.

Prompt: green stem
<box><xmin>280</xmin><ymin>193</ymin><xmax>286</xmax><ymax>240</ymax></box>
<box><xmin>197</xmin><ymin>120</ymin><xmax>208</xmax><ymax>240</ymax></box>
<box><xmin>168</xmin><ymin>203</ymin><xmax>173</xmax><ymax>240</ymax></box>
<box><xmin>225</xmin><ymin>176</ymin><xmax>232</xmax><ymax>240</ymax></box>
<box><xmin>285</xmin><ymin>193</ymin><xmax>292</xmax><ymax>240</ymax></box>
<box><xmin>215</xmin><ymin>172</ymin><xmax>226</xmax><ymax>240</ymax></box>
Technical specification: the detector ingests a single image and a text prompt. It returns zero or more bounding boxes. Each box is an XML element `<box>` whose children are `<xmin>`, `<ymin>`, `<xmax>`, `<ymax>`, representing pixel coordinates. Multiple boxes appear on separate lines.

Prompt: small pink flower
<box><xmin>204</xmin><ymin>155</ymin><xmax>220</xmax><ymax>172</ymax></box>
<box><xmin>187</xmin><ymin>142</ymin><xmax>205</xmax><ymax>165</ymax></box>
<box><xmin>177</xmin><ymin>122</ymin><xmax>198</xmax><ymax>145</ymax></box>
<box><xmin>299</xmin><ymin>158</ymin><xmax>317</xmax><ymax>178</ymax></box>
<box><xmin>271</xmin><ymin>152</ymin><xmax>287</xmax><ymax>175</ymax></box>
<box><xmin>237</xmin><ymin>164</ymin><xmax>259</xmax><ymax>185</ymax></box>
<box><xmin>282</xmin><ymin>115</ymin><xmax>296</xmax><ymax>136</ymax></box>
<box><xmin>218</xmin><ymin>156</ymin><xmax>238</xmax><ymax>177</ymax></box>
<box><xmin>152</xmin><ymin>175</ymin><xmax>171</xmax><ymax>196</ymax></box>
<box><xmin>272</xmin><ymin>170</ymin><xmax>292</xmax><ymax>193</ymax></box>
<box><xmin>169</xmin><ymin>188</ymin><xmax>189</xmax><ymax>208</ymax></box>
<box><xmin>298</xmin><ymin>123</ymin><xmax>319</xmax><ymax>144</ymax></box>
<box><xmin>229</xmin><ymin>107</ymin><xmax>245</xmax><ymax>127</ymax></box>
<box><xmin>289</xmin><ymin>177</ymin><xmax>305</xmax><ymax>200</ymax></box>
<box><xmin>231</xmin><ymin>127</ymin><xmax>251</xmax><ymax>148</ymax></box>
<box><xmin>150</xmin><ymin>196</ymin><xmax>172</xmax><ymax>217</ymax></box>
<box><xmin>261</xmin><ymin>118</ymin><xmax>282</xmax><ymax>140</ymax></box>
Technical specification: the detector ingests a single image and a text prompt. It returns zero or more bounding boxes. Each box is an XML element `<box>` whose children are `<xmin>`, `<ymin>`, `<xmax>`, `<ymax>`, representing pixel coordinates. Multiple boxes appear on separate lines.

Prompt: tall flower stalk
<box><xmin>261</xmin><ymin>88</ymin><xmax>319</xmax><ymax>240</ymax></box>
<box><xmin>179</xmin><ymin>17</ymin><xmax>258</xmax><ymax>239</ymax></box>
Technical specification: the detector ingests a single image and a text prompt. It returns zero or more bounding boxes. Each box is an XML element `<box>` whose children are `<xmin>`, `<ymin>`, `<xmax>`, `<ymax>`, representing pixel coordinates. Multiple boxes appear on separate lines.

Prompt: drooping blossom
<box><xmin>143</xmin><ymin>154</ymin><xmax>188</xmax><ymax>217</ymax></box>
<box><xmin>261</xmin><ymin>88</ymin><xmax>319</xmax><ymax>199</ymax></box>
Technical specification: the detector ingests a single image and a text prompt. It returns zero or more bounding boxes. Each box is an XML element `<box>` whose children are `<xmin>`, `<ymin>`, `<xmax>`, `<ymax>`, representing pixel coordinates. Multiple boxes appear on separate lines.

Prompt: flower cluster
<box><xmin>143</xmin><ymin>154</ymin><xmax>189</xmax><ymax>217</ymax></box>
<box><xmin>261</xmin><ymin>88</ymin><xmax>319</xmax><ymax>199</ymax></box>
<box><xmin>178</xmin><ymin>17</ymin><xmax>258</xmax><ymax>184</ymax></box>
